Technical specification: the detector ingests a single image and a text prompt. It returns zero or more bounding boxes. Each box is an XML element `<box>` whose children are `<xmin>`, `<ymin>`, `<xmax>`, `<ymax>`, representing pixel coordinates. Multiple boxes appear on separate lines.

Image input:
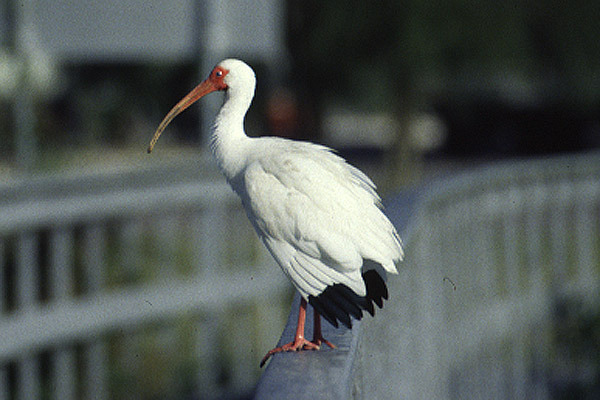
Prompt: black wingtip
<box><xmin>308</xmin><ymin>270</ymin><xmax>389</xmax><ymax>329</ymax></box>
<box><xmin>363</xmin><ymin>269</ymin><xmax>388</xmax><ymax>308</ymax></box>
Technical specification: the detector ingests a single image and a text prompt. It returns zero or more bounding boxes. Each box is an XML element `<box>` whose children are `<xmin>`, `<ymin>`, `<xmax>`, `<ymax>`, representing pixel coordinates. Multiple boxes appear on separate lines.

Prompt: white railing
<box><xmin>0</xmin><ymin>157</ymin><xmax>290</xmax><ymax>400</ymax></box>
<box><xmin>3</xmin><ymin>151</ymin><xmax>599</xmax><ymax>399</ymax></box>
<box><xmin>358</xmin><ymin>151</ymin><xmax>600</xmax><ymax>399</ymax></box>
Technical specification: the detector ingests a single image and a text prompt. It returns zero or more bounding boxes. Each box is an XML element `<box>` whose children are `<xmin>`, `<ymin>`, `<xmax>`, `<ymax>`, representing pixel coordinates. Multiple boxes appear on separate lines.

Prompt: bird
<box><xmin>147</xmin><ymin>59</ymin><xmax>403</xmax><ymax>367</ymax></box>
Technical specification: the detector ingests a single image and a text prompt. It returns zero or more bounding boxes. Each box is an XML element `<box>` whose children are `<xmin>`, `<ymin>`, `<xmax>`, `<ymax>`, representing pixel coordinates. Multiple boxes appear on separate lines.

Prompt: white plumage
<box><xmin>241</xmin><ymin>139</ymin><xmax>401</xmax><ymax>298</ymax></box>
<box><xmin>148</xmin><ymin>59</ymin><xmax>403</xmax><ymax>365</ymax></box>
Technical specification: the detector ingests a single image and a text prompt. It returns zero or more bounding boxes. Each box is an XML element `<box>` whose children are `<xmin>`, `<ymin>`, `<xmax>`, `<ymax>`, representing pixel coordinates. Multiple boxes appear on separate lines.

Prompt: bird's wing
<box><xmin>262</xmin><ymin>236</ymin><xmax>363</xmax><ymax>299</ymax></box>
<box><xmin>241</xmin><ymin>140</ymin><xmax>402</xmax><ymax>299</ymax></box>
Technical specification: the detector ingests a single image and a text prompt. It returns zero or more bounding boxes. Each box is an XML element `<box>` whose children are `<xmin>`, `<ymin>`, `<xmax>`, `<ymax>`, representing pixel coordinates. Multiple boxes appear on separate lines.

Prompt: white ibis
<box><xmin>147</xmin><ymin>59</ymin><xmax>403</xmax><ymax>367</ymax></box>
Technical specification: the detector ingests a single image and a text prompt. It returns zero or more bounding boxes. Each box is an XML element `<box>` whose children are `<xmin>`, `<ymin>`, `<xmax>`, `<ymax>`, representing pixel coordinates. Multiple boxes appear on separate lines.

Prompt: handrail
<box><xmin>254</xmin><ymin>295</ymin><xmax>362</xmax><ymax>399</ymax></box>
<box><xmin>0</xmin><ymin>180</ymin><xmax>235</xmax><ymax>234</ymax></box>
<box><xmin>0</xmin><ymin>271</ymin><xmax>287</xmax><ymax>361</ymax></box>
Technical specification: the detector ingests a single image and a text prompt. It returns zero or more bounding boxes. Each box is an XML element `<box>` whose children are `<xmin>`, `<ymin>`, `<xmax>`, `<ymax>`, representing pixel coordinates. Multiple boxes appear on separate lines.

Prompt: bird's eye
<box><xmin>216</xmin><ymin>70</ymin><xmax>223</xmax><ymax>77</ymax></box>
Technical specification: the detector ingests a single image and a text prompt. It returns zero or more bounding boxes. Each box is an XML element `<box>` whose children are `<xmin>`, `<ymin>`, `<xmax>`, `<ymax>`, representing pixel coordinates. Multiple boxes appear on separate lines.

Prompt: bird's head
<box><xmin>147</xmin><ymin>58</ymin><xmax>256</xmax><ymax>153</ymax></box>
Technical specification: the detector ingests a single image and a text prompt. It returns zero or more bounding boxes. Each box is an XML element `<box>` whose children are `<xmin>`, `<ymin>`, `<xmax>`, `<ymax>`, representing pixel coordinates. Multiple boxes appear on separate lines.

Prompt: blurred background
<box><xmin>0</xmin><ymin>0</ymin><xmax>599</xmax><ymax>399</ymax></box>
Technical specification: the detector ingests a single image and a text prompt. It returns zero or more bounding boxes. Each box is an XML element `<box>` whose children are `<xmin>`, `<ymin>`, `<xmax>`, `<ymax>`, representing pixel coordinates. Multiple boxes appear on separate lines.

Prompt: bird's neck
<box><xmin>210</xmin><ymin>89</ymin><xmax>253</xmax><ymax>180</ymax></box>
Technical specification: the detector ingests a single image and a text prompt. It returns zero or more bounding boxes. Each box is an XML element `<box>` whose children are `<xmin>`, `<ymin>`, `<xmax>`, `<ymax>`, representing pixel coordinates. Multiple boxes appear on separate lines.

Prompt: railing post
<box><xmin>574</xmin><ymin>180</ymin><xmax>597</xmax><ymax>292</ymax></box>
<box><xmin>49</xmin><ymin>227</ymin><xmax>77</xmax><ymax>400</ymax></box>
<box><xmin>16</xmin><ymin>233</ymin><xmax>40</xmax><ymax>400</ymax></box>
<box><xmin>82</xmin><ymin>224</ymin><xmax>109</xmax><ymax>399</ymax></box>
<box><xmin>0</xmin><ymin>239</ymin><xmax>6</xmax><ymax>400</ymax></box>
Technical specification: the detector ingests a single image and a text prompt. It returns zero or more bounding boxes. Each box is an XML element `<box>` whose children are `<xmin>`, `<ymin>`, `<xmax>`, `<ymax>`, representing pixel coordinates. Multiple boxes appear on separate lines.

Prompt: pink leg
<box><xmin>260</xmin><ymin>298</ymin><xmax>320</xmax><ymax>367</ymax></box>
<box><xmin>312</xmin><ymin>309</ymin><xmax>336</xmax><ymax>349</ymax></box>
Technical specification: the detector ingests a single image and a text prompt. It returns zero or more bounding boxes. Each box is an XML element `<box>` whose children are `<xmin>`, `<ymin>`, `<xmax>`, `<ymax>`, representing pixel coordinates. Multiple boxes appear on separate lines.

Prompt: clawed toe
<box><xmin>312</xmin><ymin>336</ymin><xmax>336</xmax><ymax>349</ymax></box>
<box><xmin>260</xmin><ymin>337</ymin><xmax>320</xmax><ymax>367</ymax></box>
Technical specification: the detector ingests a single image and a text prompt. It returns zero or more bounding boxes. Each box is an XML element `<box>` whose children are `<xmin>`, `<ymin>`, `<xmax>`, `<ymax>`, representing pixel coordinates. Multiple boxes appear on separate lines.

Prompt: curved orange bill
<box><xmin>147</xmin><ymin>80</ymin><xmax>218</xmax><ymax>153</ymax></box>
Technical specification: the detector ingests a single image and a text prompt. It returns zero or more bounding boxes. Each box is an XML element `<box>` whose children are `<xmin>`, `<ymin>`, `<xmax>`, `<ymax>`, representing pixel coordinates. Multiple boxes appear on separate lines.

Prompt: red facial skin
<box><xmin>147</xmin><ymin>66</ymin><xmax>230</xmax><ymax>153</ymax></box>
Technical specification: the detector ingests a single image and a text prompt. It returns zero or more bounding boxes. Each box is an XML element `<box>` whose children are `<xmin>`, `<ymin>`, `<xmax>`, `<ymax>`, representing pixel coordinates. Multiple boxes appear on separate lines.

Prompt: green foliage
<box><xmin>289</xmin><ymin>0</ymin><xmax>600</xmax><ymax>108</ymax></box>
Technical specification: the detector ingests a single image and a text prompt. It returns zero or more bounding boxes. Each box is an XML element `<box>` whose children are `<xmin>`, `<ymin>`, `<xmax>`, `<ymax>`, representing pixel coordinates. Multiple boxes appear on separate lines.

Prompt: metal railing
<box><xmin>2</xmin><ymin>151</ymin><xmax>599</xmax><ymax>399</ymax></box>
<box><xmin>257</xmin><ymin>151</ymin><xmax>600</xmax><ymax>399</ymax></box>
<box><xmin>360</xmin><ymin>152</ymin><xmax>600</xmax><ymax>399</ymax></box>
<box><xmin>0</xmin><ymin>157</ymin><xmax>290</xmax><ymax>399</ymax></box>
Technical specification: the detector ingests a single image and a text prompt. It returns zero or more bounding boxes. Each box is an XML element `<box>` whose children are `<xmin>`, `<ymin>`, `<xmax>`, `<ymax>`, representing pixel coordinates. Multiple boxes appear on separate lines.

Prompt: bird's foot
<box><xmin>312</xmin><ymin>334</ymin><xmax>336</xmax><ymax>349</ymax></box>
<box><xmin>260</xmin><ymin>337</ymin><xmax>321</xmax><ymax>367</ymax></box>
